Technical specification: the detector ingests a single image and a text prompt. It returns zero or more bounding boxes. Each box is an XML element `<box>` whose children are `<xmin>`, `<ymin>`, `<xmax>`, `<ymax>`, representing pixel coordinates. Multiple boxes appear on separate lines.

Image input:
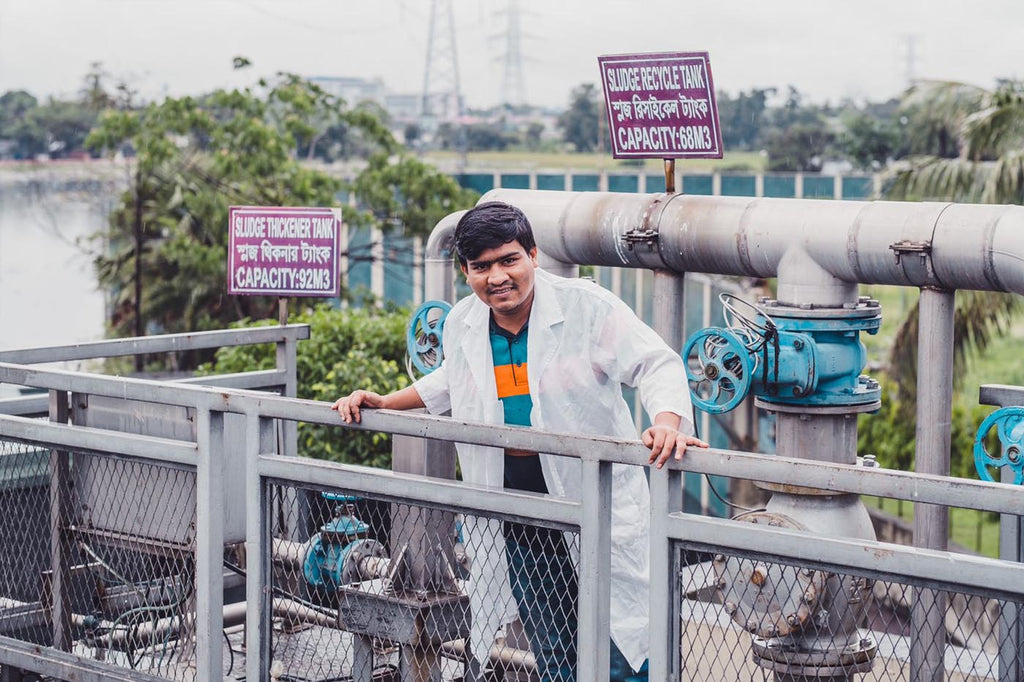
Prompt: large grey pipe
<box><xmin>425</xmin><ymin>210</ymin><xmax>463</xmax><ymax>304</ymax></box>
<box><xmin>480</xmin><ymin>189</ymin><xmax>1024</xmax><ymax>303</ymax></box>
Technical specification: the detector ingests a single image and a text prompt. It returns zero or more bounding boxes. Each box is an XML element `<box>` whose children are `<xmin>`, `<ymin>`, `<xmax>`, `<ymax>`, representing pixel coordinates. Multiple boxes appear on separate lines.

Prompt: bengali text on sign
<box><xmin>227</xmin><ymin>206</ymin><xmax>341</xmax><ymax>297</ymax></box>
<box><xmin>598</xmin><ymin>51</ymin><xmax>723</xmax><ymax>159</ymax></box>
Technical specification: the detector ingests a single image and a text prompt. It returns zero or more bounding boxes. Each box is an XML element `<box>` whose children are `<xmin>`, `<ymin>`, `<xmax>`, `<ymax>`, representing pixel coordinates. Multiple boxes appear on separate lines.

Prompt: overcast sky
<box><xmin>2</xmin><ymin>0</ymin><xmax>1024</xmax><ymax>110</ymax></box>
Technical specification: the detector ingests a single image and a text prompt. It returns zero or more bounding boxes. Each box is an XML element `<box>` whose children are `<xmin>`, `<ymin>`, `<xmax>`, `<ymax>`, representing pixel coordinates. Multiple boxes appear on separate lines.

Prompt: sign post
<box><xmin>598</xmin><ymin>51</ymin><xmax>723</xmax><ymax>192</ymax></box>
<box><xmin>227</xmin><ymin>206</ymin><xmax>342</xmax><ymax>323</ymax></box>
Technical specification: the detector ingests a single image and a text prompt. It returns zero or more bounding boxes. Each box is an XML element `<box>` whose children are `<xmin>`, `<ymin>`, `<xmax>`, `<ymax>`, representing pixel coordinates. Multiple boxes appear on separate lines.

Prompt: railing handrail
<box><xmin>0</xmin><ymin>360</ymin><xmax>1021</xmax><ymax>515</ymax></box>
<box><xmin>0</xmin><ymin>324</ymin><xmax>310</xmax><ymax>364</ymax></box>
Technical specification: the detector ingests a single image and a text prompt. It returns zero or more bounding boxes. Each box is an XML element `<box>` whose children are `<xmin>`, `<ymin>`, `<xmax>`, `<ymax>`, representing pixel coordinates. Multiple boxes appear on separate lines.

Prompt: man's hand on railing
<box><xmin>643</xmin><ymin>412</ymin><xmax>709</xmax><ymax>469</ymax></box>
<box><xmin>331</xmin><ymin>385</ymin><xmax>426</xmax><ymax>424</ymax></box>
<box><xmin>331</xmin><ymin>390</ymin><xmax>386</xmax><ymax>424</ymax></box>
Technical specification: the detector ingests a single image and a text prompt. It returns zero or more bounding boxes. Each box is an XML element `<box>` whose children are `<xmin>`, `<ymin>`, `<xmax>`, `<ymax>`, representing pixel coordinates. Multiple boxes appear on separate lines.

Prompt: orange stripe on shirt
<box><xmin>494</xmin><ymin>363</ymin><xmax>529</xmax><ymax>398</ymax></box>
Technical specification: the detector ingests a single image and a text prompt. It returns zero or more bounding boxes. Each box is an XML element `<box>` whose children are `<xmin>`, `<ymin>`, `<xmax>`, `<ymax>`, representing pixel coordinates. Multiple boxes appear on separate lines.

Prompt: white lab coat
<box><xmin>413</xmin><ymin>268</ymin><xmax>692</xmax><ymax>670</ymax></box>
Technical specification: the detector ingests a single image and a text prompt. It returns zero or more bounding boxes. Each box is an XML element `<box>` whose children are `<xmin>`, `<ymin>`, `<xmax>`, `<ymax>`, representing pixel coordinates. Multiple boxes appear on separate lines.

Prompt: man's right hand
<box><xmin>331</xmin><ymin>390</ymin><xmax>385</xmax><ymax>424</ymax></box>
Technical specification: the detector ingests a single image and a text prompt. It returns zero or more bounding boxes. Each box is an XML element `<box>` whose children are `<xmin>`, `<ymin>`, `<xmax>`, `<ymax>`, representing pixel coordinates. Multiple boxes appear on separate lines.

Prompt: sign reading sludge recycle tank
<box><xmin>598</xmin><ymin>51</ymin><xmax>723</xmax><ymax>159</ymax></box>
<box><xmin>227</xmin><ymin>206</ymin><xmax>341</xmax><ymax>297</ymax></box>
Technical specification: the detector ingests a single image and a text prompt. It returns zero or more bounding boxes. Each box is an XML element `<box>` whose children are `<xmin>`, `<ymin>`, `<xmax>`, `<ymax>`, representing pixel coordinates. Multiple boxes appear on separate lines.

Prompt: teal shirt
<box><xmin>489</xmin><ymin>317</ymin><xmax>546</xmax><ymax>494</ymax></box>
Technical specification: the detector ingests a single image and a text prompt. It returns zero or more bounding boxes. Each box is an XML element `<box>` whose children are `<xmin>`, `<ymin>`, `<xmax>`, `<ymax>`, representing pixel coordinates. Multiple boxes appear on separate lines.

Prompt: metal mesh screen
<box><xmin>677</xmin><ymin>545</ymin><xmax>1023</xmax><ymax>681</ymax></box>
<box><xmin>0</xmin><ymin>437</ymin><xmax>202</xmax><ymax>680</ymax></box>
<box><xmin>263</xmin><ymin>482</ymin><xmax>581</xmax><ymax>682</ymax></box>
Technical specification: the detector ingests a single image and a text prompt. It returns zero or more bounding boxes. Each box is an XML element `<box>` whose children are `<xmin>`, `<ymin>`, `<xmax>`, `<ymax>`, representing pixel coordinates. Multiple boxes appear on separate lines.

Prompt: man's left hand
<box><xmin>642</xmin><ymin>425</ymin><xmax>709</xmax><ymax>469</ymax></box>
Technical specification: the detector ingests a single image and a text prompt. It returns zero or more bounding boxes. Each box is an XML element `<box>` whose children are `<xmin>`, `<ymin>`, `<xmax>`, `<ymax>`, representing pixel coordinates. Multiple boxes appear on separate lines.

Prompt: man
<box><xmin>333</xmin><ymin>201</ymin><xmax>706</xmax><ymax>681</ymax></box>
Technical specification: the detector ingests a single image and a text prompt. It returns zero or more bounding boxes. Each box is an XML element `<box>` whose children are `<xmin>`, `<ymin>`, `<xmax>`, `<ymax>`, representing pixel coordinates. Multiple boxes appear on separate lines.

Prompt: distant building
<box><xmin>383</xmin><ymin>93</ymin><xmax>421</xmax><ymax>122</ymax></box>
<box><xmin>308</xmin><ymin>76</ymin><xmax>421</xmax><ymax>124</ymax></box>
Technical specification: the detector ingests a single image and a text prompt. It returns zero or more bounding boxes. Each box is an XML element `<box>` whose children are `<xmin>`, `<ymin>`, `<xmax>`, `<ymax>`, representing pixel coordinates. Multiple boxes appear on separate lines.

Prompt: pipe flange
<box><xmin>760</xmin><ymin>298</ymin><xmax>881</xmax><ymax>321</ymax></box>
<box><xmin>756</xmin><ymin>398</ymin><xmax>881</xmax><ymax>415</ymax></box>
<box><xmin>715</xmin><ymin>512</ymin><xmax>826</xmax><ymax>638</ymax></box>
<box><xmin>751</xmin><ymin>629</ymin><xmax>877</xmax><ymax>673</ymax></box>
<box><xmin>340</xmin><ymin>539</ymin><xmax>388</xmax><ymax>585</ymax></box>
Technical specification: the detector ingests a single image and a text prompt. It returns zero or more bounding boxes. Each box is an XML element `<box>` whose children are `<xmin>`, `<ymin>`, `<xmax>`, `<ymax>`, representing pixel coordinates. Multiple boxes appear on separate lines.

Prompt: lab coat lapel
<box><xmin>459</xmin><ymin>299</ymin><xmax>501</xmax><ymax>423</ymax></box>
<box><xmin>527</xmin><ymin>271</ymin><xmax>564</xmax><ymax>426</ymax></box>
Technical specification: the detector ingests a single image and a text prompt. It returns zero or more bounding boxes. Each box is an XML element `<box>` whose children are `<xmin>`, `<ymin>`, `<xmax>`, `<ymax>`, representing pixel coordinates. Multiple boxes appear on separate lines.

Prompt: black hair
<box><xmin>453</xmin><ymin>201</ymin><xmax>536</xmax><ymax>266</ymax></box>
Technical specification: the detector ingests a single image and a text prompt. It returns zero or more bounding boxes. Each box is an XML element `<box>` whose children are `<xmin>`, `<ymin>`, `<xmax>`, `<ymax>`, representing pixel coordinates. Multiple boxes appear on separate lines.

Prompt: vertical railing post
<box><xmin>649</xmin><ymin>467</ymin><xmax>683</xmax><ymax>680</ymax></box>
<box><xmin>196</xmin><ymin>407</ymin><xmax>225</xmax><ymax>680</ymax></box>
<box><xmin>911</xmin><ymin>287</ymin><xmax>954</xmax><ymax>682</ymax></box>
<box><xmin>247</xmin><ymin>414</ymin><xmax>276</xmax><ymax>682</ymax></box>
<box><xmin>998</xmin><ymin>462</ymin><xmax>1023</xmax><ymax>682</ymax></box>
<box><xmin>47</xmin><ymin>390</ymin><xmax>71</xmax><ymax>651</ymax></box>
<box><xmin>578</xmin><ymin>459</ymin><xmax>612</xmax><ymax>681</ymax></box>
<box><xmin>277</xmin><ymin>334</ymin><xmax>306</xmax><ymax>540</ymax></box>
<box><xmin>650</xmin><ymin>270</ymin><xmax>686</xmax><ymax>679</ymax></box>
<box><xmin>276</xmin><ymin>334</ymin><xmax>298</xmax><ymax>459</ymax></box>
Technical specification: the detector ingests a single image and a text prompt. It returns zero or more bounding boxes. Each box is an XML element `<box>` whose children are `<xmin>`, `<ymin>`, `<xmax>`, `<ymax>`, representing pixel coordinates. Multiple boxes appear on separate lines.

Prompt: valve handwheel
<box><xmin>973</xmin><ymin>406</ymin><xmax>1024</xmax><ymax>484</ymax></box>
<box><xmin>406</xmin><ymin>300</ymin><xmax>452</xmax><ymax>375</ymax></box>
<box><xmin>682</xmin><ymin>328</ymin><xmax>754</xmax><ymax>414</ymax></box>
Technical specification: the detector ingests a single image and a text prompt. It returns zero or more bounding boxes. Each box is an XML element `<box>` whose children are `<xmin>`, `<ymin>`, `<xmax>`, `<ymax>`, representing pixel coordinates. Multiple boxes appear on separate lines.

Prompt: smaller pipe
<box><xmin>439</xmin><ymin>636</ymin><xmax>536</xmax><ymax>674</ymax></box>
<box><xmin>272</xmin><ymin>539</ymin><xmax>306</xmax><ymax>567</ymax></box>
<box><xmin>94</xmin><ymin>599</ymin><xmax>337</xmax><ymax>650</ymax></box>
<box><xmin>98</xmin><ymin>601</ymin><xmax>245</xmax><ymax>649</ymax></box>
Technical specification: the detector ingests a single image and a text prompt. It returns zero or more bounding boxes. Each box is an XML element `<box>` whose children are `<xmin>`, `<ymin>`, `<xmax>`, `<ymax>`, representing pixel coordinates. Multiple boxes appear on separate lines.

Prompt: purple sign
<box><xmin>598</xmin><ymin>51</ymin><xmax>723</xmax><ymax>159</ymax></box>
<box><xmin>227</xmin><ymin>206</ymin><xmax>341</xmax><ymax>297</ymax></box>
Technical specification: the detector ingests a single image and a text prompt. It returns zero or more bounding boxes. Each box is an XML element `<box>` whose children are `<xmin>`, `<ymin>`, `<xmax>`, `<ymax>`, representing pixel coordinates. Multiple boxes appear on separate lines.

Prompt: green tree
<box><xmin>80</xmin><ymin>62</ymin><xmax>116</xmax><ymax>112</ymax></box>
<box><xmin>524</xmin><ymin>121</ymin><xmax>545</xmax><ymax>151</ymax></box>
<box><xmin>0</xmin><ymin>90</ymin><xmax>44</xmax><ymax>158</ymax></box>
<box><xmin>837</xmin><ymin>110</ymin><xmax>898</xmax><ymax>170</ymax></box>
<box><xmin>557</xmin><ymin>83</ymin><xmax>601</xmax><ymax>152</ymax></box>
<box><xmin>763</xmin><ymin>122</ymin><xmax>835</xmax><ymax>171</ymax></box>
<box><xmin>32</xmin><ymin>98</ymin><xmax>100</xmax><ymax>157</ymax></box>
<box><xmin>760</xmin><ymin>87</ymin><xmax>836</xmax><ymax>171</ymax></box>
<box><xmin>85</xmin><ymin>66</ymin><xmax>474</xmax><ymax>368</ymax></box>
<box><xmin>206</xmin><ymin>305</ymin><xmax>411</xmax><ymax>467</ymax></box>
<box><xmin>352</xmin><ymin>152</ymin><xmax>477</xmax><ymax>237</ymax></box>
<box><xmin>717</xmin><ymin>87</ymin><xmax>773</xmax><ymax>150</ymax></box>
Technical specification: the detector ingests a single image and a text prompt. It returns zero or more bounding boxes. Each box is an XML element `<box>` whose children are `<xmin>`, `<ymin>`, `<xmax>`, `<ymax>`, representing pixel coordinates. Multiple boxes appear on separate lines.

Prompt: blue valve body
<box><xmin>770</xmin><ymin>315</ymin><xmax>879</xmax><ymax>407</ymax></box>
<box><xmin>683</xmin><ymin>309</ymin><xmax>881</xmax><ymax>414</ymax></box>
<box><xmin>303</xmin><ymin>534</ymin><xmax>360</xmax><ymax>589</ymax></box>
<box><xmin>303</xmin><ymin>492</ymin><xmax>371</xmax><ymax>588</ymax></box>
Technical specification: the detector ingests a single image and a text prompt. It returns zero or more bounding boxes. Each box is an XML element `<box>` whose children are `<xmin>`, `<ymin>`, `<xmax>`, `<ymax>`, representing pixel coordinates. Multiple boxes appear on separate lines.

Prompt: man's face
<box><xmin>461</xmin><ymin>241</ymin><xmax>539</xmax><ymax>321</ymax></box>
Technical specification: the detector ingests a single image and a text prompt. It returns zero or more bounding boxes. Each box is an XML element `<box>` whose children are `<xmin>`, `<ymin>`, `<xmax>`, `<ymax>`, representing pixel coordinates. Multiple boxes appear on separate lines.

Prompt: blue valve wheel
<box><xmin>406</xmin><ymin>300</ymin><xmax>452</xmax><ymax>375</ymax></box>
<box><xmin>682</xmin><ymin>328</ymin><xmax>754</xmax><ymax>415</ymax></box>
<box><xmin>973</xmin><ymin>407</ymin><xmax>1024</xmax><ymax>484</ymax></box>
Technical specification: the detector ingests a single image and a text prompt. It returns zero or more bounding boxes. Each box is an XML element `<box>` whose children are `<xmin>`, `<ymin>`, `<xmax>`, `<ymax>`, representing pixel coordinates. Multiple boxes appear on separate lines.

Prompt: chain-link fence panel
<box><xmin>263</xmin><ymin>482</ymin><xmax>582</xmax><ymax>682</ymax></box>
<box><xmin>0</xmin><ymin>437</ymin><xmax>205</xmax><ymax>680</ymax></box>
<box><xmin>676</xmin><ymin>545</ymin><xmax>1023</xmax><ymax>681</ymax></box>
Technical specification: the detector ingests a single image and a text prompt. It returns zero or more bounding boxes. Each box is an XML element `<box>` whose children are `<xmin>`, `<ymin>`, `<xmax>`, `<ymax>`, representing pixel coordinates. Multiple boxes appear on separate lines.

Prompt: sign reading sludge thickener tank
<box><xmin>598</xmin><ymin>51</ymin><xmax>723</xmax><ymax>159</ymax></box>
<box><xmin>228</xmin><ymin>206</ymin><xmax>341</xmax><ymax>297</ymax></box>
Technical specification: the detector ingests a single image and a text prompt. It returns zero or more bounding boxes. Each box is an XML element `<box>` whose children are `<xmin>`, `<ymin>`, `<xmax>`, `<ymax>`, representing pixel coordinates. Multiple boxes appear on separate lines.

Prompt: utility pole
<box><xmin>421</xmin><ymin>0</ymin><xmax>463</xmax><ymax>124</ymax></box>
<box><xmin>497</xmin><ymin>0</ymin><xmax>527</xmax><ymax>108</ymax></box>
<box><xmin>901</xmin><ymin>34</ymin><xmax>920</xmax><ymax>91</ymax></box>
<box><xmin>421</xmin><ymin>0</ymin><xmax>466</xmax><ymax>171</ymax></box>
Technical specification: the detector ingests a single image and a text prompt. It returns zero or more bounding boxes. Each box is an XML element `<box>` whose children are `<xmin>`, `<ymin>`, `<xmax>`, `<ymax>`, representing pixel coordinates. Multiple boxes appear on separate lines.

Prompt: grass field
<box><xmin>423</xmin><ymin>149</ymin><xmax>767</xmax><ymax>173</ymax></box>
<box><xmin>863</xmin><ymin>495</ymin><xmax>1002</xmax><ymax>558</ymax></box>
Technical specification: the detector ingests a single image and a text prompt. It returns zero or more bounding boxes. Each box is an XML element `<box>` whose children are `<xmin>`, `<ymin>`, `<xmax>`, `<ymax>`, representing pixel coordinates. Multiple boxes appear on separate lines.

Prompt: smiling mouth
<box><xmin>489</xmin><ymin>286</ymin><xmax>515</xmax><ymax>295</ymax></box>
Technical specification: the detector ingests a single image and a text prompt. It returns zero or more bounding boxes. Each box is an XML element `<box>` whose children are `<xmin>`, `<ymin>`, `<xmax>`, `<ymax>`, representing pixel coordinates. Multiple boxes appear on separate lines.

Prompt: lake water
<box><xmin>0</xmin><ymin>168</ymin><xmax>113</xmax><ymax>397</ymax></box>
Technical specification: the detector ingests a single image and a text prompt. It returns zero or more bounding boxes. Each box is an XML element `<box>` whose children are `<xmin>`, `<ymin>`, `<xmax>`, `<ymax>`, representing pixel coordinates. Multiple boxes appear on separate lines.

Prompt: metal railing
<box><xmin>0</xmin><ymin>362</ymin><xmax>1022</xmax><ymax>681</ymax></box>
